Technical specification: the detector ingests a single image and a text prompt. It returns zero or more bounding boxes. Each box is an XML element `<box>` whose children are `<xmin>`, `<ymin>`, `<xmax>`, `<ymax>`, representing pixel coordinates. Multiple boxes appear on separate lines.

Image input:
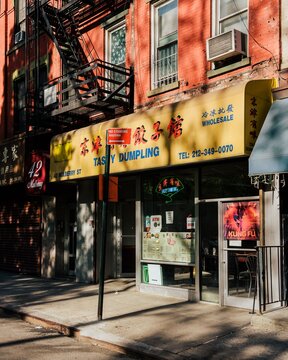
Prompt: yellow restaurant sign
<box><xmin>50</xmin><ymin>80</ymin><xmax>275</xmax><ymax>182</ymax></box>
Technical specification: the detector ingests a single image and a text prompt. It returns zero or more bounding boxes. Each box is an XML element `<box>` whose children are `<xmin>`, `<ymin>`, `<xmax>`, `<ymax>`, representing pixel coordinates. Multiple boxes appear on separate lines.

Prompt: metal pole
<box><xmin>97</xmin><ymin>132</ymin><xmax>110</xmax><ymax>321</ymax></box>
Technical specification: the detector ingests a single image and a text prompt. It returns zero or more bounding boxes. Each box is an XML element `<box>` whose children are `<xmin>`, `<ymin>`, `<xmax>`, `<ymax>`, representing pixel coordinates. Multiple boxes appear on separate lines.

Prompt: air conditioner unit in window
<box><xmin>15</xmin><ymin>31</ymin><xmax>25</xmax><ymax>45</ymax></box>
<box><xmin>206</xmin><ymin>29</ymin><xmax>247</xmax><ymax>62</ymax></box>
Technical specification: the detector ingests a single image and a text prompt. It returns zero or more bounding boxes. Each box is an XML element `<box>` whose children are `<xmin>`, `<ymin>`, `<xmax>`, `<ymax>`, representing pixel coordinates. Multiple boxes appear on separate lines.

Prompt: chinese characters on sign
<box><xmin>201</xmin><ymin>104</ymin><xmax>234</xmax><ymax>126</ymax></box>
<box><xmin>50</xmin><ymin>79</ymin><xmax>274</xmax><ymax>182</ymax></box>
<box><xmin>84</xmin><ymin>120</ymin><xmax>183</xmax><ymax>156</ymax></box>
<box><xmin>156</xmin><ymin>176</ymin><xmax>184</xmax><ymax>203</ymax></box>
<box><xmin>248</xmin><ymin>96</ymin><xmax>258</xmax><ymax>147</ymax></box>
<box><xmin>0</xmin><ymin>137</ymin><xmax>25</xmax><ymax>186</ymax></box>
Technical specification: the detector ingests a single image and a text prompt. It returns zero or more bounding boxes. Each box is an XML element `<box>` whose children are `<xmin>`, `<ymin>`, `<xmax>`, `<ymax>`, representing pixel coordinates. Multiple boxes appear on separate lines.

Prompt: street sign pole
<box><xmin>97</xmin><ymin>131</ymin><xmax>110</xmax><ymax>321</ymax></box>
<box><xmin>97</xmin><ymin>128</ymin><xmax>131</xmax><ymax>321</ymax></box>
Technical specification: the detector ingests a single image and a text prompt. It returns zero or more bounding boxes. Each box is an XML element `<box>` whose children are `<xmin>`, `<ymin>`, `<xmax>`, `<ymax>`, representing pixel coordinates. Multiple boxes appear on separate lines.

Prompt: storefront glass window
<box><xmin>200</xmin><ymin>159</ymin><xmax>257</xmax><ymax>199</ymax></box>
<box><xmin>141</xmin><ymin>170</ymin><xmax>195</xmax><ymax>289</ymax></box>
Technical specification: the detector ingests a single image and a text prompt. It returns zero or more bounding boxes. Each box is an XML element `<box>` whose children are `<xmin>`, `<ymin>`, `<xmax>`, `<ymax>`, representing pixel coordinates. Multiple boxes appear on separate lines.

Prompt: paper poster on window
<box><xmin>145</xmin><ymin>215</ymin><xmax>151</xmax><ymax>232</ymax></box>
<box><xmin>150</xmin><ymin>215</ymin><xmax>162</xmax><ymax>234</ymax></box>
<box><xmin>186</xmin><ymin>216</ymin><xmax>195</xmax><ymax>230</ymax></box>
<box><xmin>166</xmin><ymin>211</ymin><xmax>174</xmax><ymax>224</ymax></box>
<box><xmin>223</xmin><ymin>201</ymin><xmax>260</xmax><ymax>241</ymax></box>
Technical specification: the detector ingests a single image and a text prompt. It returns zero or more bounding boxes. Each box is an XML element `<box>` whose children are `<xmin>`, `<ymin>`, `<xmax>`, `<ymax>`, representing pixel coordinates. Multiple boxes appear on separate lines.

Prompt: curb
<box><xmin>80</xmin><ymin>327</ymin><xmax>186</xmax><ymax>360</ymax></box>
<box><xmin>0</xmin><ymin>305</ymin><xmax>185</xmax><ymax>360</ymax></box>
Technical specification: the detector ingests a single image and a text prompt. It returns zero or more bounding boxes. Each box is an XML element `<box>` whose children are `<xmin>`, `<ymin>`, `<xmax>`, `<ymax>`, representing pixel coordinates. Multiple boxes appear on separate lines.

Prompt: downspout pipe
<box><xmin>4</xmin><ymin>0</ymin><xmax>8</xmax><ymax>138</ymax></box>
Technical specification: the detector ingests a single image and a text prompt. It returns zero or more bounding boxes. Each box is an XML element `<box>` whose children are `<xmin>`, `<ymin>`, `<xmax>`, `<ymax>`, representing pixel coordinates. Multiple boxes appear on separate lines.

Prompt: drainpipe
<box><xmin>4</xmin><ymin>0</ymin><xmax>8</xmax><ymax>138</ymax></box>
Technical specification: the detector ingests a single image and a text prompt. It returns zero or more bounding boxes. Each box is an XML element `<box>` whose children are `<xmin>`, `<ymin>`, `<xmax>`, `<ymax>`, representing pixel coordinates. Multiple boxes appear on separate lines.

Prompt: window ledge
<box><xmin>7</xmin><ymin>42</ymin><xmax>25</xmax><ymax>55</ymax></box>
<box><xmin>147</xmin><ymin>81</ymin><xmax>180</xmax><ymax>97</ymax></box>
<box><xmin>207</xmin><ymin>57</ymin><xmax>251</xmax><ymax>78</ymax></box>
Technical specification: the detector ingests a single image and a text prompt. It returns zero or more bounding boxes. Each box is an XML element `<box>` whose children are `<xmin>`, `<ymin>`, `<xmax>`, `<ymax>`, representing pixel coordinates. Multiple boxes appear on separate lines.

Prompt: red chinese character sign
<box><xmin>223</xmin><ymin>201</ymin><xmax>260</xmax><ymax>241</ymax></box>
<box><xmin>26</xmin><ymin>152</ymin><xmax>48</xmax><ymax>194</ymax></box>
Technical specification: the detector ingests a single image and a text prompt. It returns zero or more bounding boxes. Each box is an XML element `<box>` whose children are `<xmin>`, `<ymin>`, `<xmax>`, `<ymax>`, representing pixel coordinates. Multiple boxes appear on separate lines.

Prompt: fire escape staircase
<box><xmin>30</xmin><ymin>0</ymin><xmax>134</xmax><ymax>130</ymax></box>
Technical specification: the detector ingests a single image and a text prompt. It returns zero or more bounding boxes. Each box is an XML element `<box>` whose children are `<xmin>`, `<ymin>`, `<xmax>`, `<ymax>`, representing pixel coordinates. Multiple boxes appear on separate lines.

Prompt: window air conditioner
<box><xmin>206</xmin><ymin>29</ymin><xmax>247</xmax><ymax>62</ymax></box>
<box><xmin>15</xmin><ymin>31</ymin><xmax>25</xmax><ymax>45</ymax></box>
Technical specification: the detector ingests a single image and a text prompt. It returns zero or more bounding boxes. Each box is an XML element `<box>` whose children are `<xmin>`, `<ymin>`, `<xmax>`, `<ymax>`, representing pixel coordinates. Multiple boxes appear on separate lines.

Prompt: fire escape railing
<box><xmin>26</xmin><ymin>0</ymin><xmax>134</xmax><ymax>130</ymax></box>
<box><xmin>43</xmin><ymin>59</ymin><xmax>134</xmax><ymax>116</ymax></box>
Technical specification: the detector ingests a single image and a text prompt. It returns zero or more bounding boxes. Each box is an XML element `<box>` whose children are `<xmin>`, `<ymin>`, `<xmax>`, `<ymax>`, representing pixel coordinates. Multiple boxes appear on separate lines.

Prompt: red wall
<box><xmin>0</xmin><ymin>0</ymin><xmax>281</xmax><ymax>142</ymax></box>
<box><xmin>131</xmin><ymin>0</ymin><xmax>280</xmax><ymax>108</ymax></box>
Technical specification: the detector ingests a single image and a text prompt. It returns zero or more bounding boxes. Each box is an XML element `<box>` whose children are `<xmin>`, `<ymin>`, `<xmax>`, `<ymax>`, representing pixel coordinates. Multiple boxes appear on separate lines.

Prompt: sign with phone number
<box><xmin>178</xmin><ymin>144</ymin><xmax>234</xmax><ymax>160</ymax></box>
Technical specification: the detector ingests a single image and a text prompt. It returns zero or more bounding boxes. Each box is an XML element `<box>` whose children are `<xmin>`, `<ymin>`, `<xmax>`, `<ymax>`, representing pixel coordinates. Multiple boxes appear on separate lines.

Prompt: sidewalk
<box><xmin>0</xmin><ymin>271</ymin><xmax>287</xmax><ymax>359</ymax></box>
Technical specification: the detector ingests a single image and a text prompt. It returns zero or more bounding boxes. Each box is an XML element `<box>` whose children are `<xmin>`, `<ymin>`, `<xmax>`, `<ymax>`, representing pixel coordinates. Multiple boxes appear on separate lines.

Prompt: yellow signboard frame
<box><xmin>50</xmin><ymin>80</ymin><xmax>275</xmax><ymax>182</ymax></box>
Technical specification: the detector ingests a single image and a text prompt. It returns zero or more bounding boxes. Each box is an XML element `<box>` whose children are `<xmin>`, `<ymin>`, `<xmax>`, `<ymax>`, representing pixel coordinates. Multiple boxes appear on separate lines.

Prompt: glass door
<box><xmin>116</xmin><ymin>178</ymin><xmax>136</xmax><ymax>277</ymax></box>
<box><xmin>119</xmin><ymin>200</ymin><xmax>136</xmax><ymax>276</ymax></box>
<box><xmin>200</xmin><ymin>202</ymin><xmax>219</xmax><ymax>303</ymax></box>
<box><xmin>222</xmin><ymin>200</ymin><xmax>259</xmax><ymax>309</ymax></box>
<box><xmin>68</xmin><ymin>206</ymin><xmax>77</xmax><ymax>275</ymax></box>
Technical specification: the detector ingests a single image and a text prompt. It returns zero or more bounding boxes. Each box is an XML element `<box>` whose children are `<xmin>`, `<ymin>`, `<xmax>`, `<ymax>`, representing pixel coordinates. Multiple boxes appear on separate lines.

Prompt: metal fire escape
<box><xmin>26</xmin><ymin>0</ymin><xmax>134</xmax><ymax>131</ymax></box>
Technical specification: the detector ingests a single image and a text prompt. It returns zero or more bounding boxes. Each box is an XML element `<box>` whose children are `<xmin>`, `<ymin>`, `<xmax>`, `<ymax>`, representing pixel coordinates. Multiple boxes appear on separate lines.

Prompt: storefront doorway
<box><xmin>200</xmin><ymin>198</ymin><xmax>259</xmax><ymax>309</ymax></box>
<box><xmin>116</xmin><ymin>178</ymin><xmax>136</xmax><ymax>277</ymax></box>
<box><xmin>222</xmin><ymin>199</ymin><xmax>259</xmax><ymax>309</ymax></box>
<box><xmin>200</xmin><ymin>201</ymin><xmax>219</xmax><ymax>303</ymax></box>
<box><xmin>116</xmin><ymin>200</ymin><xmax>136</xmax><ymax>276</ymax></box>
<box><xmin>68</xmin><ymin>206</ymin><xmax>77</xmax><ymax>276</ymax></box>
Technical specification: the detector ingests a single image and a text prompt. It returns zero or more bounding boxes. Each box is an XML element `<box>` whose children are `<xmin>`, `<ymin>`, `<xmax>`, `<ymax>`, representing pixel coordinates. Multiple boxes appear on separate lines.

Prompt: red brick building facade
<box><xmin>0</xmin><ymin>0</ymin><xmax>287</xmax><ymax>310</ymax></box>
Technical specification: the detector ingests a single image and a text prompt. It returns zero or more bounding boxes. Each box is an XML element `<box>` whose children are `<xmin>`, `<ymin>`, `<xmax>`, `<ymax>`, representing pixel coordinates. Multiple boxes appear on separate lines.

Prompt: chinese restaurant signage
<box><xmin>0</xmin><ymin>136</ymin><xmax>25</xmax><ymax>186</ymax></box>
<box><xmin>156</xmin><ymin>176</ymin><xmax>184</xmax><ymax>203</ymax></box>
<box><xmin>223</xmin><ymin>201</ymin><xmax>260</xmax><ymax>241</ymax></box>
<box><xmin>50</xmin><ymin>80</ymin><xmax>274</xmax><ymax>182</ymax></box>
<box><xmin>25</xmin><ymin>152</ymin><xmax>47</xmax><ymax>194</ymax></box>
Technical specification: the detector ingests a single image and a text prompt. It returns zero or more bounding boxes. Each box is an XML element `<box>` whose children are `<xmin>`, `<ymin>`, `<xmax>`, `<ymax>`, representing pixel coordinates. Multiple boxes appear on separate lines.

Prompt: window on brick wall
<box><xmin>15</xmin><ymin>0</ymin><xmax>26</xmax><ymax>32</ymax></box>
<box><xmin>212</xmin><ymin>0</ymin><xmax>248</xmax><ymax>68</ymax></box>
<box><xmin>14</xmin><ymin>76</ymin><xmax>26</xmax><ymax>134</ymax></box>
<box><xmin>216</xmin><ymin>0</ymin><xmax>248</xmax><ymax>34</ymax></box>
<box><xmin>151</xmin><ymin>0</ymin><xmax>178</xmax><ymax>89</ymax></box>
<box><xmin>105</xmin><ymin>21</ymin><xmax>126</xmax><ymax>95</ymax></box>
<box><xmin>33</xmin><ymin>64</ymin><xmax>48</xmax><ymax>109</ymax></box>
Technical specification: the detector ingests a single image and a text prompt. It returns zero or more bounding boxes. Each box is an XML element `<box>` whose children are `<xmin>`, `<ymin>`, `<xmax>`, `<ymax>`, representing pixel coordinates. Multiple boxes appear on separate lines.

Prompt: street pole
<box><xmin>97</xmin><ymin>131</ymin><xmax>110</xmax><ymax>321</ymax></box>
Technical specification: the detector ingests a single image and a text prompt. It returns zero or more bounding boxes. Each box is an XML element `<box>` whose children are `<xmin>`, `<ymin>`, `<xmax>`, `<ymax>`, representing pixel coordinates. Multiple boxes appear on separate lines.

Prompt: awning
<box><xmin>50</xmin><ymin>79</ymin><xmax>274</xmax><ymax>182</ymax></box>
<box><xmin>249</xmin><ymin>98</ymin><xmax>288</xmax><ymax>176</ymax></box>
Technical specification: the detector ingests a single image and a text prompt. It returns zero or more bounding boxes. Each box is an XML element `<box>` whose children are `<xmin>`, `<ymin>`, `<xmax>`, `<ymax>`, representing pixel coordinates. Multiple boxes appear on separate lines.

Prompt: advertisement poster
<box><xmin>186</xmin><ymin>216</ymin><xmax>195</xmax><ymax>230</ymax></box>
<box><xmin>150</xmin><ymin>215</ymin><xmax>162</xmax><ymax>234</ymax></box>
<box><xmin>223</xmin><ymin>201</ymin><xmax>260</xmax><ymax>241</ymax></box>
<box><xmin>166</xmin><ymin>211</ymin><xmax>174</xmax><ymax>224</ymax></box>
<box><xmin>142</xmin><ymin>232</ymin><xmax>194</xmax><ymax>263</ymax></box>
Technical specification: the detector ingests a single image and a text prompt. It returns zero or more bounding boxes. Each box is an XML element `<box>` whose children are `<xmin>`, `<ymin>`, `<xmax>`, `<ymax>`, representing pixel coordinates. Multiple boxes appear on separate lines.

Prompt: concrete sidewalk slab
<box><xmin>1</xmin><ymin>271</ymin><xmax>284</xmax><ymax>359</ymax></box>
